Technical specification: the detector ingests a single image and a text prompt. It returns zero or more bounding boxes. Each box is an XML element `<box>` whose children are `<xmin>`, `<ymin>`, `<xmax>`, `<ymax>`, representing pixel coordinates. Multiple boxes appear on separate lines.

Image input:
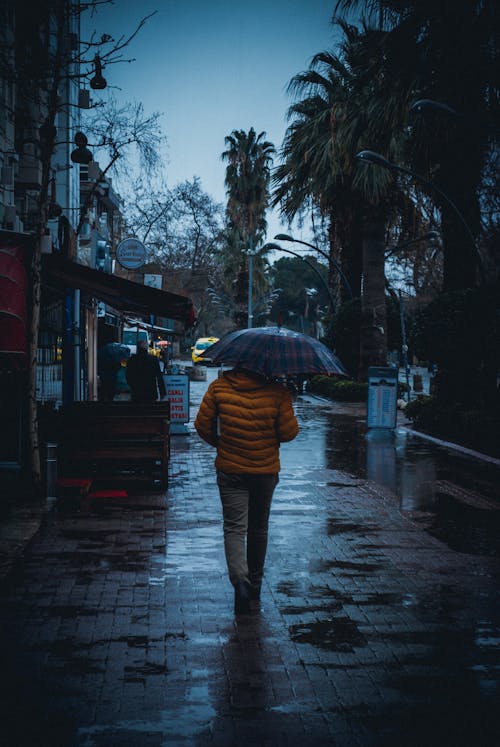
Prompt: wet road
<box><xmin>0</xmin><ymin>367</ymin><xmax>499</xmax><ymax>746</ymax></box>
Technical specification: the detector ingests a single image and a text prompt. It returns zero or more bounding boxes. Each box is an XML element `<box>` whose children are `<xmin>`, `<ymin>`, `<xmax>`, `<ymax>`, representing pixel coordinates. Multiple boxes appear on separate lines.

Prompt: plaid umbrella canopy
<box><xmin>99</xmin><ymin>342</ymin><xmax>131</xmax><ymax>361</ymax></box>
<box><xmin>199</xmin><ymin>326</ymin><xmax>348</xmax><ymax>378</ymax></box>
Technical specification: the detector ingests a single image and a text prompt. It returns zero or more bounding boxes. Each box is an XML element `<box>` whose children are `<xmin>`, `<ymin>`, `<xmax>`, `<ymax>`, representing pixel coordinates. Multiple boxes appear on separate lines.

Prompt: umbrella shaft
<box><xmin>247</xmin><ymin>245</ymin><xmax>253</xmax><ymax>329</ymax></box>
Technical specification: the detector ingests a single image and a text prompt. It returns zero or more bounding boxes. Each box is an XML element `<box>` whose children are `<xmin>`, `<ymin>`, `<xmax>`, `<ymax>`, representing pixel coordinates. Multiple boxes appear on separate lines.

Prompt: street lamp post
<box><xmin>409</xmin><ymin>98</ymin><xmax>499</xmax><ymax>134</ymax></box>
<box><xmin>263</xmin><ymin>242</ymin><xmax>337</xmax><ymax>311</ymax></box>
<box><xmin>385</xmin><ymin>231</ymin><xmax>440</xmax><ymax>259</ymax></box>
<box><xmin>385</xmin><ymin>231</ymin><xmax>440</xmax><ymax>400</ymax></box>
<box><xmin>409</xmin><ymin>99</ymin><xmax>459</xmax><ymax>118</ymax></box>
<box><xmin>355</xmin><ymin>150</ymin><xmax>485</xmax><ymax>283</ymax></box>
<box><xmin>273</xmin><ymin>234</ymin><xmax>353</xmax><ymax>300</ymax></box>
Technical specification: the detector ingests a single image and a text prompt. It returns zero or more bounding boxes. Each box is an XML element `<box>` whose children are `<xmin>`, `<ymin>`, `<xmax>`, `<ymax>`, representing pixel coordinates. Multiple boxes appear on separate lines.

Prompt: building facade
<box><xmin>0</xmin><ymin>1</ymin><xmax>193</xmax><ymax>473</ymax></box>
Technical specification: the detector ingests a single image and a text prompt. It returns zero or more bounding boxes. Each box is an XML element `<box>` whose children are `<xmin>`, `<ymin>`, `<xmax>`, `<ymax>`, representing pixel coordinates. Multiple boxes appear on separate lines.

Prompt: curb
<box><xmin>399</xmin><ymin>425</ymin><xmax>500</xmax><ymax>466</ymax></box>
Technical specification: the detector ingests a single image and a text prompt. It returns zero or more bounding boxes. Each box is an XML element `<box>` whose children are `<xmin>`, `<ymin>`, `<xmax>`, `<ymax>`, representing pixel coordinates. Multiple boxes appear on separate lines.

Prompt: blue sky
<box><xmin>82</xmin><ymin>0</ymin><xmax>341</xmax><ymax>242</ymax></box>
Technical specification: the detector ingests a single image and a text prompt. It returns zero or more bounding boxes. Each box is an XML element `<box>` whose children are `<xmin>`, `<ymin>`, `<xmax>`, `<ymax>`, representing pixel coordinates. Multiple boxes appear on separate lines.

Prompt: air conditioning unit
<box><xmin>87</xmin><ymin>161</ymin><xmax>100</xmax><ymax>180</ymax></box>
<box><xmin>3</xmin><ymin>204</ymin><xmax>16</xmax><ymax>227</ymax></box>
<box><xmin>17</xmin><ymin>161</ymin><xmax>43</xmax><ymax>189</ymax></box>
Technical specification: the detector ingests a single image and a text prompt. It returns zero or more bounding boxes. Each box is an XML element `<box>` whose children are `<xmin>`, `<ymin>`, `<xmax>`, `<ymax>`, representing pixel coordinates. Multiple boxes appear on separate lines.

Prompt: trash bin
<box><xmin>45</xmin><ymin>442</ymin><xmax>58</xmax><ymax>499</ymax></box>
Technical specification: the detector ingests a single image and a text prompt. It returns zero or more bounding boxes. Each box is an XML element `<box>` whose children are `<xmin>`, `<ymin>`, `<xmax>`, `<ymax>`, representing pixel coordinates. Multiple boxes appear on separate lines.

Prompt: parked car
<box><xmin>191</xmin><ymin>336</ymin><xmax>219</xmax><ymax>365</ymax></box>
<box><xmin>122</xmin><ymin>326</ymin><xmax>150</xmax><ymax>355</ymax></box>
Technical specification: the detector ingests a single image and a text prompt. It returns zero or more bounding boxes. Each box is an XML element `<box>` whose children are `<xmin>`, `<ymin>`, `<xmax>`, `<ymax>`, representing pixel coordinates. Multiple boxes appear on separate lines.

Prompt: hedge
<box><xmin>404</xmin><ymin>396</ymin><xmax>500</xmax><ymax>458</ymax></box>
<box><xmin>307</xmin><ymin>377</ymin><xmax>368</xmax><ymax>401</ymax></box>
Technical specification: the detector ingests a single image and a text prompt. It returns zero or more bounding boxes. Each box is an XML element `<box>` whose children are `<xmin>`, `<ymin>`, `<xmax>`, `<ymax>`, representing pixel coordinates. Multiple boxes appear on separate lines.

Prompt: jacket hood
<box><xmin>224</xmin><ymin>370</ymin><xmax>268</xmax><ymax>392</ymax></box>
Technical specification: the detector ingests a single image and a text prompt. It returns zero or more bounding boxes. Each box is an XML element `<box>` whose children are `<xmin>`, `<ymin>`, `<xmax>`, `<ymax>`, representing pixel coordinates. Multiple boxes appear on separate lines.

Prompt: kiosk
<box><xmin>367</xmin><ymin>366</ymin><xmax>398</xmax><ymax>430</ymax></box>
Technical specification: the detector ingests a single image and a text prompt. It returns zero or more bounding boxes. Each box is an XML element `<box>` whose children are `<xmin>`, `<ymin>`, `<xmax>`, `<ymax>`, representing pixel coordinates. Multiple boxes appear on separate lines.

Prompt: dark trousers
<box><xmin>216</xmin><ymin>471</ymin><xmax>279</xmax><ymax>589</ymax></box>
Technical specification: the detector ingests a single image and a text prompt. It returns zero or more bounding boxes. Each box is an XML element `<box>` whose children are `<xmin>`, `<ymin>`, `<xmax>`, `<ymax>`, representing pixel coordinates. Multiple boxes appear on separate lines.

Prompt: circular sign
<box><xmin>116</xmin><ymin>238</ymin><xmax>147</xmax><ymax>270</ymax></box>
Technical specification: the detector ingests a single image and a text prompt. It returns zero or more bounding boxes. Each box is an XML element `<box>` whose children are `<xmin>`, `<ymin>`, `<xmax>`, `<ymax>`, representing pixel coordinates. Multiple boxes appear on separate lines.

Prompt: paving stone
<box><xmin>1</xmin><ymin>388</ymin><xmax>500</xmax><ymax>745</ymax></box>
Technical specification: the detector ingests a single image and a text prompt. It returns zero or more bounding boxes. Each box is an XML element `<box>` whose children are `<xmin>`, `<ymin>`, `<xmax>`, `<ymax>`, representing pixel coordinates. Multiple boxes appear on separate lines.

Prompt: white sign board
<box><xmin>164</xmin><ymin>374</ymin><xmax>190</xmax><ymax>424</ymax></box>
<box><xmin>367</xmin><ymin>366</ymin><xmax>398</xmax><ymax>429</ymax></box>
<box><xmin>116</xmin><ymin>238</ymin><xmax>147</xmax><ymax>270</ymax></box>
<box><xmin>144</xmin><ymin>273</ymin><xmax>162</xmax><ymax>289</ymax></box>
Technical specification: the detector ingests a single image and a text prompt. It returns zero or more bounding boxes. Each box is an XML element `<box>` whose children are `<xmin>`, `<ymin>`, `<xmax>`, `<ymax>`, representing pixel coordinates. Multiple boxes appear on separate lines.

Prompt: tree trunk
<box><xmin>330</xmin><ymin>200</ymin><xmax>363</xmax><ymax>302</ymax></box>
<box><xmin>344</xmin><ymin>213</ymin><xmax>363</xmax><ymax>300</ymax></box>
<box><xmin>358</xmin><ymin>213</ymin><xmax>387</xmax><ymax>381</ymax></box>
<box><xmin>26</xmin><ymin>10</ymin><xmax>65</xmax><ymax>495</ymax></box>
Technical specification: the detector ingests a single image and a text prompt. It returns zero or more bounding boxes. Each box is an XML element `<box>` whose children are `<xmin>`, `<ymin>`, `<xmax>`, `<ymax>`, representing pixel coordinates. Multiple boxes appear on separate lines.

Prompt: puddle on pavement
<box><xmin>312</xmin><ymin>559</ymin><xmax>382</xmax><ymax>575</ymax></box>
<box><xmin>77</xmin><ymin>665</ymin><xmax>216</xmax><ymax>743</ymax></box>
<box><xmin>326</xmin><ymin>518</ymin><xmax>377</xmax><ymax>536</ymax></box>
<box><xmin>164</xmin><ymin>526</ymin><xmax>222</xmax><ymax>573</ymax></box>
<box><xmin>124</xmin><ymin>661</ymin><xmax>169</xmax><ymax>681</ymax></box>
<box><xmin>289</xmin><ymin>617</ymin><xmax>367</xmax><ymax>651</ymax></box>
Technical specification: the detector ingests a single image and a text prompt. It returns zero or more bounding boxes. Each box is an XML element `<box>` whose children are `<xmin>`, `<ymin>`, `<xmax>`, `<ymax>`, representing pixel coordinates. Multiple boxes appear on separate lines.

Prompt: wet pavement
<box><xmin>1</xmin><ymin>368</ymin><xmax>499</xmax><ymax>746</ymax></box>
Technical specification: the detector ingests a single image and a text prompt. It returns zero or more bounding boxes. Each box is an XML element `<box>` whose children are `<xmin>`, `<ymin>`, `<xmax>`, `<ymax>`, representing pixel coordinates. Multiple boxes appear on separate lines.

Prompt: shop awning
<box><xmin>42</xmin><ymin>254</ymin><xmax>194</xmax><ymax>325</ymax></box>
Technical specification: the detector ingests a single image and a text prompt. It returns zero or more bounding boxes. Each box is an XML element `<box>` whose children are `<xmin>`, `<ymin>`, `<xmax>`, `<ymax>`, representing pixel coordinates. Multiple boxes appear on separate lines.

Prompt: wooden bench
<box><xmin>58</xmin><ymin>402</ymin><xmax>170</xmax><ymax>491</ymax></box>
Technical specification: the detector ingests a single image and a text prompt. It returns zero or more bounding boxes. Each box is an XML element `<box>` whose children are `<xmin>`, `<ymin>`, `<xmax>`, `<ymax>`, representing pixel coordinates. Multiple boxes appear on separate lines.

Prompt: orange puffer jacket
<box><xmin>194</xmin><ymin>370</ymin><xmax>299</xmax><ymax>474</ymax></box>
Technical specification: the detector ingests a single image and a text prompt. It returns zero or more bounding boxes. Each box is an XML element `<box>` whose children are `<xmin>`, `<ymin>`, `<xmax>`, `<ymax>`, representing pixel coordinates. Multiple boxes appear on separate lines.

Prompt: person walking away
<box><xmin>194</xmin><ymin>367</ymin><xmax>299</xmax><ymax>615</ymax></box>
<box><xmin>159</xmin><ymin>342</ymin><xmax>172</xmax><ymax>372</ymax></box>
<box><xmin>98</xmin><ymin>357</ymin><xmax>120</xmax><ymax>402</ymax></box>
<box><xmin>126</xmin><ymin>339</ymin><xmax>167</xmax><ymax>402</ymax></box>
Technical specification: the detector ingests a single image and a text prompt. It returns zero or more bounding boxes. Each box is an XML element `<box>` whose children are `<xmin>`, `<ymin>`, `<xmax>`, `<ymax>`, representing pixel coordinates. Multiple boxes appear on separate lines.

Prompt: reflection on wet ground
<box><xmin>291</xmin><ymin>395</ymin><xmax>500</xmax><ymax>558</ymax></box>
<box><xmin>0</xmin><ymin>369</ymin><xmax>498</xmax><ymax>746</ymax></box>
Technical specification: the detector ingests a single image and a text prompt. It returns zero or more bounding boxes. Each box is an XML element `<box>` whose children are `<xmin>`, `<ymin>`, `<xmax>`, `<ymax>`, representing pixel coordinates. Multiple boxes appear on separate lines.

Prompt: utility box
<box><xmin>367</xmin><ymin>366</ymin><xmax>398</xmax><ymax>429</ymax></box>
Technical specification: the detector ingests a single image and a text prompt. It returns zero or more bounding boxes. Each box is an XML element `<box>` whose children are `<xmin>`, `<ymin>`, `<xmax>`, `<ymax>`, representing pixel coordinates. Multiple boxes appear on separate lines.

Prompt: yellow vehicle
<box><xmin>191</xmin><ymin>336</ymin><xmax>219</xmax><ymax>365</ymax></box>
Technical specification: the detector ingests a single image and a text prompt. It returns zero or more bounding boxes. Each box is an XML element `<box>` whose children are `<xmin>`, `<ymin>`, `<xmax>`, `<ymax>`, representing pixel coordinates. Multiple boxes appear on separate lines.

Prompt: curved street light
<box><xmin>263</xmin><ymin>242</ymin><xmax>337</xmax><ymax>310</ymax></box>
<box><xmin>409</xmin><ymin>99</ymin><xmax>459</xmax><ymax>118</ymax></box>
<box><xmin>273</xmin><ymin>234</ymin><xmax>353</xmax><ymax>300</ymax></box>
<box><xmin>355</xmin><ymin>150</ymin><xmax>485</xmax><ymax>282</ymax></box>
<box><xmin>385</xmin><ymin>231</ymin><xmax>440</xmax><ymax>259</ymax></box>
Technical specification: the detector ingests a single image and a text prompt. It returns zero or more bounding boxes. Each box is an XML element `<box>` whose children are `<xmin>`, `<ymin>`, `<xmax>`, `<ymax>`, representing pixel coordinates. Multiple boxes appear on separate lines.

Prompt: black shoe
<box><xmin>234</xmin><ymin>580</ymin><xmax>251</xmax><ymax>615</ymax></box>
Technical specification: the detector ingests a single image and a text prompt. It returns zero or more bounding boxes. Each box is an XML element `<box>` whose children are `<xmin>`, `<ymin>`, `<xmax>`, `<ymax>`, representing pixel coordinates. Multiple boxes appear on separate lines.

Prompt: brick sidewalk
<box><xmin>1</xmin><ymin>414</ymin><xmax>499</xmax><ymax>746</ymax></box>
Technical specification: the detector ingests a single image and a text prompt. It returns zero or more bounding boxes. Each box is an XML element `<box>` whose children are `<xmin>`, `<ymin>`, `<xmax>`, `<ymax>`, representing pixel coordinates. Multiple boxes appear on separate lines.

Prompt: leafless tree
<box><xmin>1</xmin><ymin>0</ymin><xmax>157</xmax><ymax>492</ymax></box>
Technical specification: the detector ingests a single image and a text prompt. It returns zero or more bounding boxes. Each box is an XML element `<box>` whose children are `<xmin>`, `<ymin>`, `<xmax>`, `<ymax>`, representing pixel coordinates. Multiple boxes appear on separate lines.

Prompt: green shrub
<box><xmin>398</xmin><ymin>381</ymin><xmax>410</xmax><ymax>397</ymax></box>
<box><xmin>308</xmin><ymin>376</ymin><xmax>368</xmax><ymax>401</ymax></box>
<box><xmin>411</xmin><ymin>287</ymin><xmax>499</xmax><ymax>407</ymax></box>
<box><xmin>405</xmin><ymin>396</ymin><xmax>500</xmax><ymax>458</ymax></box>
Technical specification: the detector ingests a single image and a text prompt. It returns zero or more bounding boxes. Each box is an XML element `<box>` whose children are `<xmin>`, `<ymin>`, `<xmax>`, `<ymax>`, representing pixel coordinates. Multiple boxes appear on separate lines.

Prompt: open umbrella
<box><xmin>199</xmin><ymin>326</ymin><xmax>348</xmax><ymax>378</ymax></box>
<box><xmin>99</xmin><ymin>342</ymin><xmax>131</xmax><ymax>361</ymax></box>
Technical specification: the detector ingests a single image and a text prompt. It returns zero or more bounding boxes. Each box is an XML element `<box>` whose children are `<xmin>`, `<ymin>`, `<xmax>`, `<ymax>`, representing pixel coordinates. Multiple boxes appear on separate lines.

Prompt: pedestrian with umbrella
<box><xmin>194</xmin><ymin>326</ymin><xmax>346</xmax><ymax>616</ymax></box>
<box><xmin>199</xmin><ymin>325</ymin><xmax>348</xmax><ymax>379</ymax></box>
<box><xmin>98</xmin><ymin>342</ymin><xmax>130</xmax><ymax>402</ymax></box>
<box><xmin>157</xmin><ymin>340</ymin><xmax>172</xmax><ymax>372</ymax></box>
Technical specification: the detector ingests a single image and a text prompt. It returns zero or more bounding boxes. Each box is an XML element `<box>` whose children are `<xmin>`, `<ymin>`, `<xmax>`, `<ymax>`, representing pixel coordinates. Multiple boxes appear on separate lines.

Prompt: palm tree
<box><xmin>273</xmin><ymin>40</ymin><xmax>364</xmax><ymax>301</ymax></box>
<box><xmin>334</xmin><ymin>0</ymin><xmax>499</xmax><ymax>290</ymax></box>
<box><xmin>274</xmin><ymin>21</ymin><xmax>413</xmax><ymax>378</ymax></box>
<box><xmin>221</xmin><ymin>128</ymin><xmax>275</xmax><ymax>326</ymax></box>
